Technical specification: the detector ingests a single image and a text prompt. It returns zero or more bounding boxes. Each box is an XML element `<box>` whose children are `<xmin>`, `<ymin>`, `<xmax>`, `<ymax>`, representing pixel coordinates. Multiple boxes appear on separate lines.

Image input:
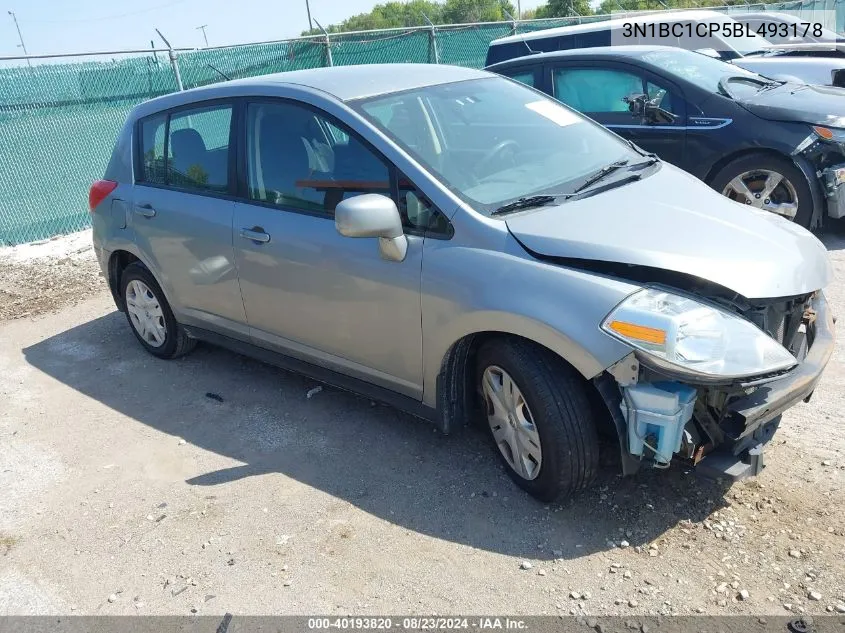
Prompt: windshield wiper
<box><xmin>570</xmin><ymin>160</ymin><xmax>630</xmax><ymax>194</ymax></box>
<box><xmin>491</xmin><ymin>195</ymin><xmax>562</xmax><ymax>215</ymax></box>
<box><xmin>756</xmin><ymin>80</ymin><xmax>785</xmax><ymax>92</ymax></box>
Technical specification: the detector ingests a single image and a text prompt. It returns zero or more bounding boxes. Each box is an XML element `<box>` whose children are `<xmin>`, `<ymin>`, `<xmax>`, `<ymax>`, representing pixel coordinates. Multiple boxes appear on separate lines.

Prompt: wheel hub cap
<box><xmin>722</xmin><ymin>169</ymin><xmax>799</xmax><ymax>220</ymax></box>
<box><xmin>482</xmin><ymin>365</ymin><xmax>542</xmax><ymax>481</ymax></box>
<box><xmin>125</xmin><ymin>280</ymin><xmax>166</xmax><ymax>348</ymax></box>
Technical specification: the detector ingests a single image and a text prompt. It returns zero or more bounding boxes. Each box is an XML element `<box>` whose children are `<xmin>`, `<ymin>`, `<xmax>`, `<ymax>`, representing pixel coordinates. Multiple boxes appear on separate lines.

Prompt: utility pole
<box><xmin>305</xmin><ymin>0</ymin><xmax>314</xmax><ymax>32</ymax></box>
<box><xmin>7</xmin><ymin>11</ymin><xmax>30</xmax><ymax>67</ymax></box>
<box><xmin>196</xmin><ymin>24</ymin><xmax>209</xmax><ymax>47</ymax></box>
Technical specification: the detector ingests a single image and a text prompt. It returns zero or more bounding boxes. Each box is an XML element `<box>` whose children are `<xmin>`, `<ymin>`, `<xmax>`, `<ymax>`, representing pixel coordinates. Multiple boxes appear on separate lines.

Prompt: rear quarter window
<box><xmin>139</xmin><ymin>114</ymin><xmax>167</xmax><ymax>185</ymax></box>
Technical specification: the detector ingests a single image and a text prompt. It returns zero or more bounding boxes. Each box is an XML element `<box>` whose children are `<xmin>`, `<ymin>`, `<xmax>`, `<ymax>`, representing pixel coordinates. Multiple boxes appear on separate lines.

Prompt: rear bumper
<box><xmin>723</xmin><ymin>291</ymin><xmax>835</xmax><ymax>443</ymax></box>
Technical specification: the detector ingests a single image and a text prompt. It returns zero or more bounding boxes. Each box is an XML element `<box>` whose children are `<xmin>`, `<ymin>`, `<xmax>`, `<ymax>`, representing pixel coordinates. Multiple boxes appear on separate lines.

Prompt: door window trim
<box><xmin>235</xmin><ymin>96</ymin><xmax>454</xmax><ymax>239</ymax></box>
<box><xmin>133</xmin><ymin>97</ymin><xmax>239</xmax><ymax>201</ymax></box>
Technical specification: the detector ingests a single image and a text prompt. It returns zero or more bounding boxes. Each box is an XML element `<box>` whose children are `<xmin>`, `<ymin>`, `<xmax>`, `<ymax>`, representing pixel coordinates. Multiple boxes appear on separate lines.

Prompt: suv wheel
<box><xmin>120</xmin><ymin>262</ymin><xmax>196</xmax><ymax>359</ymax></box>
<box><xmin>476</xmin><ymin>338</ymin><xmax>599</xmax><ymax>501</ymax></box>
<box><xmin>711</xmin><ymin>153</ymin><xmax>813</xmax><ymax>228</ymax></box>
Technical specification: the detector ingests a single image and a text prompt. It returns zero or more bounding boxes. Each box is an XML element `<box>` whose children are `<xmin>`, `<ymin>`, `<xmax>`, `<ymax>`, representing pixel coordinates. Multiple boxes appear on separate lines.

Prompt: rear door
<box><xmin>549</xmin><ymin>61</ymin><xmax>689</xmax><ymax>168</ymax></box>
<box><xmin>132</xmin><ymin>101</ymin><xmax>247</xmax><ymax>337</ymax></box>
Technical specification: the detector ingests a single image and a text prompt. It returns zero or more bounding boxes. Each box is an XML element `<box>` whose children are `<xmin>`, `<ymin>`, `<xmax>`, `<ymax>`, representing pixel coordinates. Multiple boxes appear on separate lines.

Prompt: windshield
<box><xmin>640</xmin><ymin>48</ymin><xmax>765</xmax><ymax>95</ymax></box>
<box><xmin>352</xmin><ymin>77</ymin><xmax>639</xmax><ymax>214</ymax></box>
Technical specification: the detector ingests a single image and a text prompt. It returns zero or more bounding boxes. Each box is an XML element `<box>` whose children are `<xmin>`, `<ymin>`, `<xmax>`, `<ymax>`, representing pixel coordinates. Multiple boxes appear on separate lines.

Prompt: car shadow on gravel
<box><xmin>24</xmin><ymin>311</ymin><xmax>732</xmax><ymax>560</ymax></box>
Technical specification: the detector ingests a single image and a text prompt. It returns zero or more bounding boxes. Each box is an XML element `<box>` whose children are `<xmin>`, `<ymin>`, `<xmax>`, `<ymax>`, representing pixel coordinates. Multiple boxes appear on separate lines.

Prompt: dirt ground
<box><xmin>0</xmin><ymin>228</ymin><xmax>843</xmax><ymax>616</ymax></box>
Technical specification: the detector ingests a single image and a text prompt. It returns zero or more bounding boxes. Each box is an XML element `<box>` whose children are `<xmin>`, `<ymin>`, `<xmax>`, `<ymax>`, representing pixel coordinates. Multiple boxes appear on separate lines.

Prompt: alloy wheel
<box><xmin>721</xmin><ymin>169</ymin><xmax>799</xmax><ymax>220</ymax></box>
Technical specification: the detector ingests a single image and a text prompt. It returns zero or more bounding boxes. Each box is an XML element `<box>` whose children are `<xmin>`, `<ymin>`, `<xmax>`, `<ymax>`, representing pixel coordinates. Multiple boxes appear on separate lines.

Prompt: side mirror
<box><xmin>624</xmin><ymin>93</ymin><xmax>677</xmax><ymax>125</ymax></box>
<box><xmin>335</xmin><ymin>193</ymin><xmax>408</xmax><ymax>262</ymax></box>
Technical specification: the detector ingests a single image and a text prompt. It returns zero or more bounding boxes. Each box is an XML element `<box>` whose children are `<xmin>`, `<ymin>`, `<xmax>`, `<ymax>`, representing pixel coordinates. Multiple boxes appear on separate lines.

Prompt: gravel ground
<box><xmin>0</xmin><ymin>228</ymin><xmax>843</xmax><ymax>616</ymax></box>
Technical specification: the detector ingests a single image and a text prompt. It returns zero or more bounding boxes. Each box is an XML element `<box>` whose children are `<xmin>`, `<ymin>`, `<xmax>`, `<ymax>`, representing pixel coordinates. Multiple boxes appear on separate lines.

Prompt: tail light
<box><xmin>89</xmin><ymin>179</ymin><xmax>118</xmax><ymax>212</ymax></box>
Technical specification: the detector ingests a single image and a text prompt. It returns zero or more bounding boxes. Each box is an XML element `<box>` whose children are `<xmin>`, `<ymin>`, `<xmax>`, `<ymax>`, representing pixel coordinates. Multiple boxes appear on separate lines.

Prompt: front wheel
<box><xmin>710</xmin><ymin>153</ymin><xmax>814</xmax><ymax>228</ymax></box>
<box><xmin>476</xmin><ymin>338</ymin><xmax>599</xmax><ymax>502</ymax></box>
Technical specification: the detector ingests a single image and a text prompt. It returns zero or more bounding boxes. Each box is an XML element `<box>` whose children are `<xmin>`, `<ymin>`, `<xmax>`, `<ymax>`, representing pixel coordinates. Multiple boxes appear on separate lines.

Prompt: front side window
<box><xmin>554</xmin><ymin>68</ymin><xmax>643</xmax><ymax>113</ymax></box>
<box><xmin>246</xmin><ymin>101</ymin><xmax>390</xmax><ymax>215</ymax></box>
<box><xmin>353</xmin><ymin>77</ymin><xmax>638</xmax><ymax>214</ymax></box>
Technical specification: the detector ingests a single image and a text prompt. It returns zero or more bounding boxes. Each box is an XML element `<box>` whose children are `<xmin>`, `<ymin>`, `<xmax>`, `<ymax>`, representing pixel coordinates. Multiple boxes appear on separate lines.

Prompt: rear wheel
<box><xmin>476</xmin><ymin>338</ymin><xmax>599</xmax><ymax>501</ymax></box>
<box><xmin>710</xmin><ymin>153</ymin><xmax>813</xmax><ymax>228</ymax></box>
<box><xmin>120</xmin><ymin>262</ymin><xmax>196</xmax><ymax>359</ymax></box>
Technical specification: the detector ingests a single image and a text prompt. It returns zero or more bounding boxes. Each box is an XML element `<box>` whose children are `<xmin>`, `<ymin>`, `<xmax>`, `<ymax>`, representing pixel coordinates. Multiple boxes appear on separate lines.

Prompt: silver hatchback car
<box><xmin>91</xmin><ymin>64</ymin><xmax>834</xmax><ymax>501</ymax></box>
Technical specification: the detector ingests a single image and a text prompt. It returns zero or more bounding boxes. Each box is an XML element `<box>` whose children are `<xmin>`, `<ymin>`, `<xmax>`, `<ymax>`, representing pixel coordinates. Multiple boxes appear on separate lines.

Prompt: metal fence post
<box><xmin>503</xmin><ymin>9</ymin><xmax>519</xmax><ymax>35</ymax></box>
<box><xmin>314</xmin><ymin>20</ymin><xmax>333</xmax><ymax>67</ymax></box>
<box><xmin>156</xmin><ymin>28</ymin><xmax>184</xmax><ymax>91</ymax></box>
<box><xmin>422</xmin><ymin>13</ymin><xmax>440</xmax><ymax>64</ymax></box>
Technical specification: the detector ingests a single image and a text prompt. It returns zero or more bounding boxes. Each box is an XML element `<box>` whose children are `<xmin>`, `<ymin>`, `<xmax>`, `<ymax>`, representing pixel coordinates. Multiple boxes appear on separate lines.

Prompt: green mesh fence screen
<box><xmin>0</xmin><ymin>4</ymin><xmax>842</xmax><ymax>245</ymax></box>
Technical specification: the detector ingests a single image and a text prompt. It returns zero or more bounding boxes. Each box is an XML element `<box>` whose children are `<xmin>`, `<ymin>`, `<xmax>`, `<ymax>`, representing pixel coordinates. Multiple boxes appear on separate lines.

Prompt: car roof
<box><xmin>133</xmin><ymin>63</ymin><xmax>490</xmax><ymax>118</ymax></box>
<box><xmin>490</xmin><ymin>9</ymin><xmax>731</xmax><ymax>46</ymax></box>
<box><xmin>487</xmin><ymin>44</ymin><xmax>681</xmax><ymax>69</ymax></box>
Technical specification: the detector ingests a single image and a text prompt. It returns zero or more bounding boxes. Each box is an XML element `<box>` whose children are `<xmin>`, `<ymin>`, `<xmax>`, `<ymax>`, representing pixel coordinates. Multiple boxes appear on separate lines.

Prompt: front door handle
<box><xmin>240</xmin><ymin>227</ymin><xmax>271</xmax><ymax>243</ymax></box>
<box><xmin>134</xmin><ymin>204</ymin><xmax>156</xmax><ymax>218</ymax></box>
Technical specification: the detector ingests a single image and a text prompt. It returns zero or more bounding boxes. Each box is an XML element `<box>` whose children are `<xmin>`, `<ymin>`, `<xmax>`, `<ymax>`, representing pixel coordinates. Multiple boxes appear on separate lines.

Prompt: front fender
<box><xmin>420</xmin><ymin>237</ymin><xmax>639</xmax><ymax>408</ymax></box>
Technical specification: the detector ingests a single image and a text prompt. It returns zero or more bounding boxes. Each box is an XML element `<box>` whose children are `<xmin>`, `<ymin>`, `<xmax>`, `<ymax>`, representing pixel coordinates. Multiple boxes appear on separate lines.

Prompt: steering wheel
<box><xmin>475</xmin><ymin>139</ymin><xmax>520</xmax><ymax>179</ymax></box>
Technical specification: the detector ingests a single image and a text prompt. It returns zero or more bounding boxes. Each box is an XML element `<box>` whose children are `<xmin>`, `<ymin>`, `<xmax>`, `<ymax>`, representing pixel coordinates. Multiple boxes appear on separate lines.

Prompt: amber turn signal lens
<box><xmin>607</xmin><ymin>320</ymin><xmax>667</xmax><ymax>345</ymax></box>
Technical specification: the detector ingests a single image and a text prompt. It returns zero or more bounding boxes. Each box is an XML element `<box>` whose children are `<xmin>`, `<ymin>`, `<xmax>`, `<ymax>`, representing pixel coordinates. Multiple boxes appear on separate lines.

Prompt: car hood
<box><xmin>734</xmin><ymin>81</ymin><xmax>845</xmax><ymax>127</ymax></box>
<box><xmin>505</xmin><ymin>165</ymin><xmax>832</xmax><ymax>300</ymax></box>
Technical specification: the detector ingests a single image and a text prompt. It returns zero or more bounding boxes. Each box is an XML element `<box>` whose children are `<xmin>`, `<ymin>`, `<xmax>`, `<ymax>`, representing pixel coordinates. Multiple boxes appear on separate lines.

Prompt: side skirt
<box><xmin>182</xmin><ymin>325</ymin><xmax>440</xmax><ymax>425</ymax></box>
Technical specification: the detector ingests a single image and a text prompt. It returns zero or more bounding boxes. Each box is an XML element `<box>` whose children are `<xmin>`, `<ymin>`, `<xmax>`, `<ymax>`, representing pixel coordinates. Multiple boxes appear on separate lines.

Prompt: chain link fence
<box><xmin>1</xmin><ymin>1</ymin><xmax>842</xmax><ymax>245</ymax></box>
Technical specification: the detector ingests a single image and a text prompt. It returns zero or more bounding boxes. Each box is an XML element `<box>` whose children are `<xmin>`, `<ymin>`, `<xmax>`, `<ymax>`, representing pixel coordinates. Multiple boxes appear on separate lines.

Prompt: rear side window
<box><xmin>167</xmin><ymin>105</ymin><xmax>232</xmax><ymax>192</ymax></box>
<box><xmin>137</xmin><ymin>103</ymin><xmax>232</xmax><ymax>193</ymax></box>
<box><xmin>502</xmin><ymin>69</ymin><xmax>536</xmax><ymax>87</ymax></box>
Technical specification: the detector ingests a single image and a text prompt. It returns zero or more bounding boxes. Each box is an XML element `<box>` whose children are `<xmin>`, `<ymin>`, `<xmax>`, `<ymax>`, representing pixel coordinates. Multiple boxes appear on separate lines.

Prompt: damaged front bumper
<box><xmin>719</xmin><ymin>291</ymin><xmax>835</xmax><ymax>446</ymax></box>
<box><xmin>596</xmin><ymin>291</ymin><xmax>835</xmax><ymax>480</ymax></box>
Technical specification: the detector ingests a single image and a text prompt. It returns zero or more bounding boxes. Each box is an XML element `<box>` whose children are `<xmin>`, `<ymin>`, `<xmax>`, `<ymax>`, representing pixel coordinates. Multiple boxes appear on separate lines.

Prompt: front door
<box><xmin>131</xmin><ymin>102</ymin><xmax>247</xmax><ymax>336</ymax></box>
<box><xmin>550</xmin><ymin>63</ymin><xmax>688</xmax><ymax>169</ymax></box>
<box><xmin>232</xmin><ymin>100</ymin><xmax>424</xmax><ymax>398</ymax></box>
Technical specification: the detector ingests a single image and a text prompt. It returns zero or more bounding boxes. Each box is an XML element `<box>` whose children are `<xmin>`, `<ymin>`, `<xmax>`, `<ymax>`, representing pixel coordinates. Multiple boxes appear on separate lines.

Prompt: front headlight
<box><xmin>601</xmin><ymin>288</ymin><xmax>796</xmax><ymax>380</ymax></box>
<box><xmin>812</xmin><ymin>125</ymin><xmax>845</xmax><ymax>144</ymax></box>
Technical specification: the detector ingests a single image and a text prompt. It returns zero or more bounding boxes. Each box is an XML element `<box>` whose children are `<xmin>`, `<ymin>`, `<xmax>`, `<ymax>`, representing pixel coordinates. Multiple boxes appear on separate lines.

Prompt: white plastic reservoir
<box><xmin>620</xmin><ymin>381</ymin><xmax>697</xmax><ymax>466</ymax></box>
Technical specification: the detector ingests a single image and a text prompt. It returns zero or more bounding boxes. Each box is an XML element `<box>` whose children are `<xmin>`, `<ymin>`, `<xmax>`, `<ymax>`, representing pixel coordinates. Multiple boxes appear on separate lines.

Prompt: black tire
<box><xmin>475</xmin><ymin>338</ymin><xmax>599</xmax><ymax>502</ymax></box>
<box><xmin>709</xmin><ymin>153</ymin><xmax>814</xmax><ymax>229</ymax></box>
<box><xmin>120</xmin><ymin>262</ymin><xmax>196</xmax><ymax>359</ymax></box>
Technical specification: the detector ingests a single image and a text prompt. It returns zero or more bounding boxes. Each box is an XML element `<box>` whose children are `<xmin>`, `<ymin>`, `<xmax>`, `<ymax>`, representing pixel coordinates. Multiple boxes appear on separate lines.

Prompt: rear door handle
<box><xmin>240</xmin><ymin>227</ymin><xmax>271</xmax><ymax>243</ymax></box>
<box><xmin>134</xmin><ymin>204</ymin><xmax>156</xmax><ymax>218</ymax></box>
